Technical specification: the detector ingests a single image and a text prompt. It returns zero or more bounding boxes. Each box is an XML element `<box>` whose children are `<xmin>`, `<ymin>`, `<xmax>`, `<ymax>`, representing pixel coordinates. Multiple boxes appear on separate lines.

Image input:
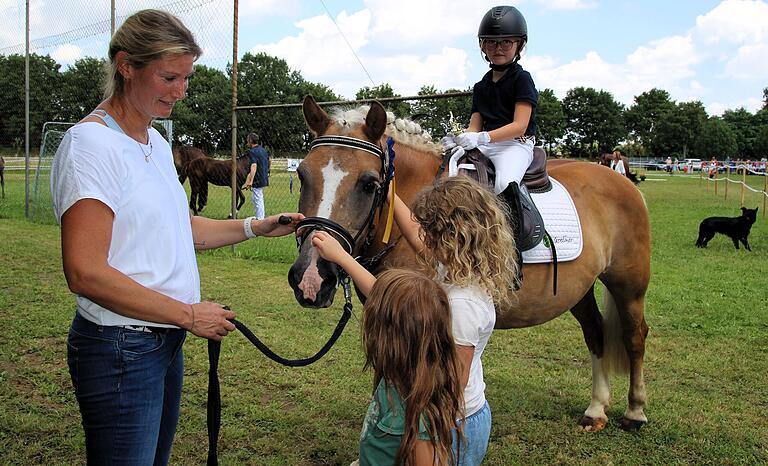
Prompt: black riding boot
<box><xmin>500</xmin><ymin>182</ymin><xmax>524</xmax><ymax>288</ymax></box>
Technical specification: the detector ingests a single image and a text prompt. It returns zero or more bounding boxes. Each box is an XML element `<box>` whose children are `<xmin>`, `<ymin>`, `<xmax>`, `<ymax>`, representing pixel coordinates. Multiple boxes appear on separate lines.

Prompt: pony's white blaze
<box><xmin>317</xmin><ymin>158</ymin><xmax>348</xmax><ymax>218</ymax></box>
<box><xmin>298</xmin><ymin>158</ymin><xmax>348</xmax><ymax>301</ymax></box>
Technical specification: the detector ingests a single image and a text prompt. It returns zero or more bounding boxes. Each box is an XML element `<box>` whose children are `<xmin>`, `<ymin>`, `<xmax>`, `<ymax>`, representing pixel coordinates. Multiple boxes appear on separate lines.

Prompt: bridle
<box><xmin>295</xmin><ymin>134</ymin><xmax>395</xmax><ymax>259</ymax></box>
<box><xmin>206</xmin><ymin>134</ymin><xmax>396</xmax><ymax>465</ymax></box>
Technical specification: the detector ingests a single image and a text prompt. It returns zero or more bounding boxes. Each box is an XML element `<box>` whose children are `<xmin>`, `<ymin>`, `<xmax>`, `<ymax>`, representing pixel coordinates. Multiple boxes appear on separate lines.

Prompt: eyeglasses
<box><xmin>481</xmin><ymin>38</ymin><xmax>520</xmax><ymax>51</ymax></box>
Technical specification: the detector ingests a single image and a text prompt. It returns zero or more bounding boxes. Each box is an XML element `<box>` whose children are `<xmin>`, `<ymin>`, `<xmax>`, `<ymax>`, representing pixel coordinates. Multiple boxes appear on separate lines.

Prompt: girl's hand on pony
<box><xmin>311</xmin><ymin>230</ymin><xmax>351</xmax><ymax>264</ymax></box>
<box><xmin>456</xmin><ymin>131</ymin><xmax>490</xmax><ymax>150</ymax></box>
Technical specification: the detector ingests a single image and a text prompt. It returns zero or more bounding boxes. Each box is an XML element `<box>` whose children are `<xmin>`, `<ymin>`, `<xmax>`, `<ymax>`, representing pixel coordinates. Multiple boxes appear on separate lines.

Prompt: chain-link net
<box><xmin>1</xmin><ymin>0</ymin><xmax>233</xmax><ymax>221</ymax></box>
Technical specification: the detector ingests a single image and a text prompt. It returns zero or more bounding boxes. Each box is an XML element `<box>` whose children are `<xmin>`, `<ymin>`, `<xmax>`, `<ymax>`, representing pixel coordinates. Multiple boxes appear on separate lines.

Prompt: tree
<box><xmin>562</xmin><ymin>87</ymin><xmax>626</xmax><ymax>158</ymax></box>
<box><xmin>536</xmin><ymin>89</ymin><xmax>566</xmax><ymax>156</ymax></box>
<box><xmin>236</xmin><ymin>53</ymin><xmax>331</xmax><ymax>154</ymax></box>
<box><xmin>0</xmin><ymin>54</ymin><xmax>62</xmax><ymax>149</ymax></box>
<box><xmin>722</xmin><ymin>107</ymin><xmax>758</xmax><ymax>159</ymax></box>
<box><xmin>625</xmin><ymin>88</ymin><xmax>675</xmax><ymax>156</ymax></box>
<box><xmin>59</xmin><ymin>57</ymin><xmax>106</xmax><ymax>123</ymax></box>
<box><xmin>356</xmin><ymin>83</ymin><xmax>411</xmax><ymax>118</ymax></box>
<box><xmin>763</xmin><ymin>87</ymin><xmax>767</xmax><ymax>110</ymax></box>
<box><xmin>172</xmin><ymin>64</ymin><xmax>231</xmax><ymax>152</ymax></box>
<box><xmin>409</xmin><ymin>85</ymin><xmax>472</xmax><ymax>139</ymax></box>
<box><xmin>755</xmin><ymin>124</ymin><xmax>768</xmax><ymax>158</ymax></box>
<box><xmin>655</xmin><ymin>100</ymin><xmax>707</xmax><ymax>159</ymax></box>
<box><xmin>694</xmin><ymin>118</ymin><xmax>738</xmax><ymax>160</ymax></box>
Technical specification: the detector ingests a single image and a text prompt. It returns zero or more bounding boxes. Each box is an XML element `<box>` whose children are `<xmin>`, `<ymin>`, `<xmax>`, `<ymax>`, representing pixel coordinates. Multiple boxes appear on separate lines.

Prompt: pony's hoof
<box><xmin>620</xmin><ymin>418</ymin><xmax>646</xmax><ymax>432</ymax></box>
<box><xmin>578</xmin><ymin>416</ymin><xmax>607</xmax><ymax>432</ymax></box>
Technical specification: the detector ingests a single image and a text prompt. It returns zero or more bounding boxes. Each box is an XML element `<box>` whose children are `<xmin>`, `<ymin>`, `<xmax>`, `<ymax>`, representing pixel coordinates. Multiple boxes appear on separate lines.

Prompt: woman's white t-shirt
<box><xmin>51</xmin><ymin>122</ymin><xmax>200</xmax><ymax>327</ymax></box>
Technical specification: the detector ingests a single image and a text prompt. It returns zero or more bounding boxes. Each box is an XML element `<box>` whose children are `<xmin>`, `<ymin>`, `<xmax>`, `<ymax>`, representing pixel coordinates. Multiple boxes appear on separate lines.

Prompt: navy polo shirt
<box><xmin>247</xmin><ymin>145</ymin><xmax>270</xmax><ymax>188</ymax></box>
<box><xmin>471</xmin><ymin>63</ymin><xmax>538</xmax><ymax>135</ymax></box>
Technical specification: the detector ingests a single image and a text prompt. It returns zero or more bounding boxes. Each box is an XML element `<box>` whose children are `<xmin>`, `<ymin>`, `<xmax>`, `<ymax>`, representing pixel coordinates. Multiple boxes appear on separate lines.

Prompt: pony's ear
<box><xmin>303</xmin><ymin>95</ymin><xmax>331</xmax><ymax>136</ymax></box>
<box><xmin>363</xmin><ymin>101</ymin><xmax>387</xmax><ymax>142</ymax></box>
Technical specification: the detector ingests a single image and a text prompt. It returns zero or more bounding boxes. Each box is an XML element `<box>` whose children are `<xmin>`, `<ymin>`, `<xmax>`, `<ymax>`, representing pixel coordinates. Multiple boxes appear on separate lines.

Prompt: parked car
<box><xmin>684</xmin><ymin>158</ymin><xmax>702</xmax><ymax>171</ymax></box>
<box><xmin>645</xmin><ymin>159</ymin><xmax>661</xmax><ymax>170</ymax></box>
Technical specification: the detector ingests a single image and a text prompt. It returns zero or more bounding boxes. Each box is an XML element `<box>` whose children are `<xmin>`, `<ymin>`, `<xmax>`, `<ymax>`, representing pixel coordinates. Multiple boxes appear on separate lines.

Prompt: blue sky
<box><xmin>2</xmin><ymin>0</ymin><xmax>766</xmax><ymax>116</ymax></box>
<box><xmin>237</xmin><ymin>0</ymin><xmax>767</xmax><ymax>115</ymax></box>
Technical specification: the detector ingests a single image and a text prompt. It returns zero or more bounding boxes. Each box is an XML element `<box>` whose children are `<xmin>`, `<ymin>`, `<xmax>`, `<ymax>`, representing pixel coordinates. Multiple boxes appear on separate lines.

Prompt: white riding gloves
<box><xmin>456</xmin><ymin>131</ymin><xmax>491</xmax><ymax>150</ymax></box>
<box><xmin>440</xmin><ymin>134</ymin><xmax>458</xmax><ymax>151</ymax></box>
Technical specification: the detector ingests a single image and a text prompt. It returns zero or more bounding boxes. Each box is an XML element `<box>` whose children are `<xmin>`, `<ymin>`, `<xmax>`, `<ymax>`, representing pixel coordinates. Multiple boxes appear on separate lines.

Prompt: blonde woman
<box><xmin>50</xmin><ymin>10</ymin><xmax>301</xmax><ymax>464</ymax></box>
<box><xmin>313</xmin><ymin>176</ymin><xmax>517</xmax><ymax>466</ymax></box>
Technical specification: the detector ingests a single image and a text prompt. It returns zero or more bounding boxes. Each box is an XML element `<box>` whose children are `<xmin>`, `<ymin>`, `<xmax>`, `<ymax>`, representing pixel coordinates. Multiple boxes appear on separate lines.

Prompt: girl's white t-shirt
<box><xmin>442</xmin><ymin>281</ymin><xmax>496</xmax><ymax>418</ymax></box>
<box><xmin>51</xmin><ymin>122</ymin><xmax>200</xmax><ymax>327</ymax></box>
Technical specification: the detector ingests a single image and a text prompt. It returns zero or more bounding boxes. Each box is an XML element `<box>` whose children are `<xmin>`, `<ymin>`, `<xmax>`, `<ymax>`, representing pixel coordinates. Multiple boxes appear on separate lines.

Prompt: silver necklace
<box><xmin>138</xmin><ymin>139</ymin><xmax>153</xmax><ymax>163</ymax></box>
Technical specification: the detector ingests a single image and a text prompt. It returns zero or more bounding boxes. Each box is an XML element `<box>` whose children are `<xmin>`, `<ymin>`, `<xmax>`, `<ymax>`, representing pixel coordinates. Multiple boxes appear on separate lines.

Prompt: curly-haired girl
<box><xmin>314</xmin><ymin>176</ymin><xmax>517</xmax><ymax>465</ymax></box>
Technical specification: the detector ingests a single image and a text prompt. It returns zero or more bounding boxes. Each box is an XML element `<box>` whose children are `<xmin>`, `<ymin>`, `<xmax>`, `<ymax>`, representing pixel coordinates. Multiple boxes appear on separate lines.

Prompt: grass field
<box><xmin>1</xmin><ymin>168</ymin><xmax>767</xmax><ymax>465</ymax></box>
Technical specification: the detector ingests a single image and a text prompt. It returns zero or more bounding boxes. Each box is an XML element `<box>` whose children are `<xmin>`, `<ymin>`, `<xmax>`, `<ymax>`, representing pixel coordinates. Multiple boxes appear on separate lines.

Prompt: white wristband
<box><xmin>243</xmin><ymin>217</ymin><xmax>257</xmax><ymax>238</ymax></box>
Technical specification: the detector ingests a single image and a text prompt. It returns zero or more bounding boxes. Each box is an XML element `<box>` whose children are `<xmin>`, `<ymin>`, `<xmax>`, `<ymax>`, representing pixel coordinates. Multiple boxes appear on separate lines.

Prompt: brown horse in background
<box><xmin>288</xmin><ymin>96</ymin><xmax>651</xmax><ymax>432</ymax></box>
<box><xmin>173</xmin><ymin>145</ymin><xmax>206</xmax><ymax>184</ymax></box>
<box><xmin>186</xmin><ymin>154</ymin><xmax>251</xmax><ymax>215</ymax></box>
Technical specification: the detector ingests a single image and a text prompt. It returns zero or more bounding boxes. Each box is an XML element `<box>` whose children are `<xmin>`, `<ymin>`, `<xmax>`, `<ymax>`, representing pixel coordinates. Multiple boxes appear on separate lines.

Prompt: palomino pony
<box><xmin>288</xmin><ymin>96</ymin><xmax>651</xmax><ymax>432</ymax></box>
<box><xmin>172</xmin><ymin>145</ymin><xmax>206</xmax><ymax>184</ymax></box>
<box><xmin>186</xmin><ymin>153</ymin><xmax>251</xmax><ymax>215</ymax></box>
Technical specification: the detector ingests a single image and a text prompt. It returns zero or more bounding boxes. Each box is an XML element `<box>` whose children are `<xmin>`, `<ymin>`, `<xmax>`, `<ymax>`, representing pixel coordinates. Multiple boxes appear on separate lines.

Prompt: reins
<box><xmin>206</xmin><ymin>134</ymin><xmax>396</xmax><ymax>465</ymax></box>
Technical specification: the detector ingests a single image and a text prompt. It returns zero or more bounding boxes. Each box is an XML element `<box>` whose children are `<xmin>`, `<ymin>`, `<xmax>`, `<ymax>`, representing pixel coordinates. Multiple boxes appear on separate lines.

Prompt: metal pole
<box><xmin>725</xmin><ymin>165</ymin><xmax>729</xmax><ymax>201</ymax></box>
<box><xmin>24</xmin><ymin>0</ymin><xmax>30</xmax><ymax>218</ymax></box>
<box><xmin>740</xmin><ymin>166</ymin><xmax>746</xmax><ymax>207</ymax></box>
<box><xmin>111</xmin><ymin>0</ymin><xmax>116</xmax><ymax>36</ymax></box>
<box><xmin>230</xmin><ymin>0</ymin><xmax>239</xmax><ymax>252</ymax></box>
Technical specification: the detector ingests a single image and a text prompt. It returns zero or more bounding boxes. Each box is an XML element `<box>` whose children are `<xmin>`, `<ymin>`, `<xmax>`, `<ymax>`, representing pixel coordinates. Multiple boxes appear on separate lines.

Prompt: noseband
<box><xmin>296</xmin><ymin>134</ymin><xmax>395</xmax><ymax>258</ymax></box>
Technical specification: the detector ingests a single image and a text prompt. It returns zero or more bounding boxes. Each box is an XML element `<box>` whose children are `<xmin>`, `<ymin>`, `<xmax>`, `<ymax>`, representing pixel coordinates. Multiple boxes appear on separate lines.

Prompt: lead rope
<box><xmin>206</xmin><ymin>277</ymin><xmax>354</xmax><ymax>465</ymax></box>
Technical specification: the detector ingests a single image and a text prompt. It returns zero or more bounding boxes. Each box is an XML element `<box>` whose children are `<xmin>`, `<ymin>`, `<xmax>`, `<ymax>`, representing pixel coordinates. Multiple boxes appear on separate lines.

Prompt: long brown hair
<box><xmin>363</xmin><ymin>269</ymin><xmax>464</xmax><ymax>465</ymax></box>
<box><xmin>412</xmin><ymin>176</ymin><xmax>519</xmax><ymax>308</ymax></box>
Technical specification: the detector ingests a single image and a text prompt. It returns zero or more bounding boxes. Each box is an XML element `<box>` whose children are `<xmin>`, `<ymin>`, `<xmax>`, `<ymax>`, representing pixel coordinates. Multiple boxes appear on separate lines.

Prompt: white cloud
<box><xmin>724</xmin><ymin>42</ymin><xmax>768</xmax><ymax>79</ymax></box>
<box><xmin>51</xmin><ymin>44</ymin><xmax>81</xmax><ymax>66</ymax></box>
<box><xmin>530</xmin><ymin>0</ymin><xmax>597</xmax><ymax>10</ymax></box>
<box><xmin>694</xmin><ymin>0</ymin><xmax>768</xmax><ymax>44</ymax></box>
<box><xmin>239</xmin><ymin>0</ymin><xmax>301</xmax><ymax>19</ymax></box>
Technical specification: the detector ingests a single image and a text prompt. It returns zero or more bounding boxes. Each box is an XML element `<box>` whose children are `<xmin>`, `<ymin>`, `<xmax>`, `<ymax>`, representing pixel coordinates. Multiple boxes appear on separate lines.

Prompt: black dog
<box><xmin>695</xmin><ymin>207</ymin><xmax>758</xmax><ymax>251</ymax></box>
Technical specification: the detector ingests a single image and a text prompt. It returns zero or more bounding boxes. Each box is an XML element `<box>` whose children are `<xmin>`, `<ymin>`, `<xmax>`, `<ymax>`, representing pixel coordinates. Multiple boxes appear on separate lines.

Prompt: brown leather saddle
<box><xmin>449</xmin><ymin>146</ymin><xmax>550</xmax><ymax>250</ymax></box>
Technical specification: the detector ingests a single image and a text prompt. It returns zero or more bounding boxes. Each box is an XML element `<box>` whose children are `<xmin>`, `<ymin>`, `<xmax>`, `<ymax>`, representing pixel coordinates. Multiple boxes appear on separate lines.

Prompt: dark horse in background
<box><xmin>289</xmin><ymin>96</ymin><xmax>651</xmax><ymax>432</ymax></box>
<box><xmin>172</xmin><ymin>145</ymin><xmax>206</xmax><ymax>184</ymax></box>
<box><xmin>599</xmin><ymin>153</ymin><xmax>640</xmax><ymax>184</ymax></box>
<box><xmin>0</xmin><ymin>156</ymin><xmax>5</xmax><ymax>198</ymax></box>
<box><xmin>186</xmin><ymin>153</ymin><xmax>251</xmax><ymax>215</ymax></box>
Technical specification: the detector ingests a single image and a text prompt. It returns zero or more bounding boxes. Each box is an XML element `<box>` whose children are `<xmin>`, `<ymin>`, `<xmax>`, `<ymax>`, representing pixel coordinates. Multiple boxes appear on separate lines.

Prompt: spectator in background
<box><xmin>665</xmin><ymin>156</ymin><xmax>673</xmax><ymax>174</ymax></box>
<box><xmin>610</xmin><ymin>149</ymin><xmax>626</xmax><ymax>176</ymax></box>
<box><xmin>709</xmin><ymin>157</ymin><xmax>718</xmax><ymax>179</ymax></box>
<box><xmin>243</xmin><ymin>132</ymin><xmax>270</xmax><ymax>220</ymax></box>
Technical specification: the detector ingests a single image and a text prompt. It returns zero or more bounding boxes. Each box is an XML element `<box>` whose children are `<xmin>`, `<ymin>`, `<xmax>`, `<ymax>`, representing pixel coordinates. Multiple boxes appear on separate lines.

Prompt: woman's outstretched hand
<box><xmin>252</xmin><ymin>213</ymin><xmax>305</xmax><ymax>237</ymax></box>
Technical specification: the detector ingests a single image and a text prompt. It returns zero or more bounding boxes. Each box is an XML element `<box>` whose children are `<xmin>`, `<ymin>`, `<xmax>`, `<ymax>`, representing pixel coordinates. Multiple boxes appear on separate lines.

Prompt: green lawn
<box><xmin>1</xmin><ymin>169</ymin><xmax>767</xmax><ymax>465</ymax></box>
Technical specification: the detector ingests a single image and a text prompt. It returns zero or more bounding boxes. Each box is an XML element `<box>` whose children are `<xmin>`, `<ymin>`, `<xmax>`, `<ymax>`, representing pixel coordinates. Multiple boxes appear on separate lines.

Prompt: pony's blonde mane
<box><xmin>330</xmin><ymin>105</ymin><xmax>440</xmax><ymax>153</ymax></box>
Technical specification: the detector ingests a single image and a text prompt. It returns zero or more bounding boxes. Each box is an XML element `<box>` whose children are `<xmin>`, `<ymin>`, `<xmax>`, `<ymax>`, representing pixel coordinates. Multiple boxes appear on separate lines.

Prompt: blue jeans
<box><xmin>67</xmin><ymin>313</ymin><xmax>187</xmax><ymax>465</ymax></box>
<box><xmin>452</xmin><ymin>401</ymin><xmax>492</xmax><ymax>466</ymax></box>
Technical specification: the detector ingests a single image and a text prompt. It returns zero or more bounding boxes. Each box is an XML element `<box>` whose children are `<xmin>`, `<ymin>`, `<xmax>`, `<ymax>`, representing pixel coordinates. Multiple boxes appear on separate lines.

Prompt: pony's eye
<box><xmin>362</xmin><ymin>181</ymin><xmax>379</xmax><ymax>194</ymax></box>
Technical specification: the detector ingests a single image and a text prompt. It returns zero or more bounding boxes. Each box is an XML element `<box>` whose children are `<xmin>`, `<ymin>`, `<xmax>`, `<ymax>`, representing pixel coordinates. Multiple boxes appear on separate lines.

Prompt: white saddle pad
<box><xmin>521</xmin><ymin>177</ymin><xmax>583</xmax><ymax>264</ymax></box>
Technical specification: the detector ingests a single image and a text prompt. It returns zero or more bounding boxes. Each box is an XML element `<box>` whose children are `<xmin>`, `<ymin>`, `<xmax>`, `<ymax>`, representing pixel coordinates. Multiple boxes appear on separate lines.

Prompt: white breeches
<box><xmin>251</xmin><ymin>187</ymin><xmax>265</xmax><ymax>220</ymax></box>
<box><xmin>477</xmin><ymin>139</ymin><xmax>535</xmax><ymax>194</ymax></box>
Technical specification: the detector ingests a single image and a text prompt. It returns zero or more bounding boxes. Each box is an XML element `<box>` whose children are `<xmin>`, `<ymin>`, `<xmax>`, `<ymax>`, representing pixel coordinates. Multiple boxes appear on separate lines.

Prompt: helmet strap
<box><xmin>489</xmin><ymin>59</ymin><xmax>517</xmax><ymax>71</ymax></box>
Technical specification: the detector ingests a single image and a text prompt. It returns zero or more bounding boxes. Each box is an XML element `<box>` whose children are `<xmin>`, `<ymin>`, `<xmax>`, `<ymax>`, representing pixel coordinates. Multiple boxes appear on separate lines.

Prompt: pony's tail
<box><xmin>601</xmin><ymin>284</ymin><xmax>630</xmax><ymax>375</ymax></box>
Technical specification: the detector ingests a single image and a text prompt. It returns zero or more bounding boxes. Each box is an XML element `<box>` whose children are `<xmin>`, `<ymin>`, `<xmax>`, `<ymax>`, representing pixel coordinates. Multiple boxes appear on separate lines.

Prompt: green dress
<box><xmin>359</xmin><ymin>379</ymin><xmax>432</xmax><ymax>466</ymax></box>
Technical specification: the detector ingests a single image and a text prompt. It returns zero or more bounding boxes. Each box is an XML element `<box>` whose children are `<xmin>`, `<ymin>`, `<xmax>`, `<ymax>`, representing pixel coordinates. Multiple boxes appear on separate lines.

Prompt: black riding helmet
<box><xmin>478</xmin><ymin>6</ymin><xmax>528</xmax><ymax>64</ymax></box>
